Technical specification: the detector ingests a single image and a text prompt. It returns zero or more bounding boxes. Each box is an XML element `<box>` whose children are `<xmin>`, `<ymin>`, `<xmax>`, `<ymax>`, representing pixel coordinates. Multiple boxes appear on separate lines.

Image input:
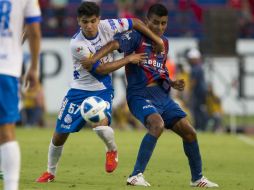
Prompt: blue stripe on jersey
<box><xmin>127</xmin><ymin>18</ymin><xmax>133</xmax><ymax>30</ymax></box>
<box><xmin>25</xmin><ymin>16</ymin><xmax>42</xmax><ymax>24</ymax></box>
<box><xmin>91</xmin><ymin>60</ymin><xmax>101</xmax><ymax>73</ymax></box>
<box><xmin>90</xmin><ymin>69</ymin><xmax>112</xmax><ymax>90</ymax></box>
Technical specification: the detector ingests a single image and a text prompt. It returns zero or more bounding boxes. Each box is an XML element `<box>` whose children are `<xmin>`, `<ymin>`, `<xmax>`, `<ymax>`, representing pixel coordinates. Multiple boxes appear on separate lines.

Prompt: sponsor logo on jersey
<box><xmin>143</xmin><ymin>59</ymin><xmax>163</xmax><ymax>69</ymax></box>
<box><xmin>117</xmin><ymin>19</ymin><xmax>124</xmax><ymax>27</ymax></box>
<box><xmin>64</xmin><ymin>114</ymin><xmax>73</xmax><ymax>124</ymax></box>
<box><xmin>108</xmin><ymin>19</ymin><xmax>117</xmax><ymax>30</ymax></box>
<box><xmin>60</xmin><ymin>124</ymin><xmax>71</xmax><ymax>129</ymax></box>
<box><xmin>143</xmin><ymin>105</ymin><xmax>154</xmax><ymax>109</ymax></box>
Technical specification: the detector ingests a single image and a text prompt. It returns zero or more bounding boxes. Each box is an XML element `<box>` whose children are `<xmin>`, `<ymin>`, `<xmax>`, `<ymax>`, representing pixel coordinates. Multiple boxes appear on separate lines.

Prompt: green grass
<box><xmin>1</xmin><ymin>128</ymin><xmax>254</xmax><ymax>190</ymax></box>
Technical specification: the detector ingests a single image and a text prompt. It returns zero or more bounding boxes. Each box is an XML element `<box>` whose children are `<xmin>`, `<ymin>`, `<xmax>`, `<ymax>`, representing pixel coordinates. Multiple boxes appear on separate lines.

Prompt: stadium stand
<box><xmin>39</xmin><ymin>0</ymin><xmax>254</xmax><ymax>38</ymax></box>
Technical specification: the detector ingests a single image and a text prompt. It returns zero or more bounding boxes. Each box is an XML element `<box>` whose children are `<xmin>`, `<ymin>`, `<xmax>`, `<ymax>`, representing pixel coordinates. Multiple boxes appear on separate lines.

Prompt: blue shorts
<box><xmin>0</xmin><ymin>74</ymin><xmax>20</xmax><ymax>125</ymax></box>
<box><xmin>56</xmin><ymin>88</ymin><xmax>113</xmax><ymax>133</ymax></box>
<box><xmin>127</xmin><ymin>86</ymin><xmax>187</xmax><ymax>129</ymax></box>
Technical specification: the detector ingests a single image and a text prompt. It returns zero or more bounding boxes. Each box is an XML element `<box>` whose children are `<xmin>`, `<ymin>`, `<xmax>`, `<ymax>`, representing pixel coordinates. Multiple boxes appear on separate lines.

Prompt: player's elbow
<box><xmin>109</xmin><ymin>40</ymin><xmax>120</xmax><ymax>51</ymax></box>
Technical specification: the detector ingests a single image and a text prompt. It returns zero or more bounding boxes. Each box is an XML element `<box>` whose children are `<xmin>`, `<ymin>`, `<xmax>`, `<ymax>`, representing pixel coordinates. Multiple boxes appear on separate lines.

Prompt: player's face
<box><xmin>78</xmin><ymin>15</ymin><xmax>100</xmax><ymax>38</ymax></box>
<box><xmin>146</xmin><ymin>14</ymin><xmax>168</xmax><ymax>36</ymax></box>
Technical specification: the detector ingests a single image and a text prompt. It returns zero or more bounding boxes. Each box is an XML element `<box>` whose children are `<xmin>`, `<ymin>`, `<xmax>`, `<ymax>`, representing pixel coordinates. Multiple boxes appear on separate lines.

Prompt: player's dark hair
<box><xmin>77</xmin><ymin>2</ymin><xmax>100</xmax><ymax>17</ymax></box>
<box><xmin>147</xmin><ymin>4</ymin><xmax>168</xmax><ymax>18</ymax></box>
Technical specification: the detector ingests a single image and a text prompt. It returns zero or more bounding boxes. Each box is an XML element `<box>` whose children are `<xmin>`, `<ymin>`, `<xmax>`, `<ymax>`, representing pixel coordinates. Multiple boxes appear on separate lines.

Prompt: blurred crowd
<box><xmin>39</xmin><ymin>0</ymin><xmax>254</xmax><ymax>38</ymax></box>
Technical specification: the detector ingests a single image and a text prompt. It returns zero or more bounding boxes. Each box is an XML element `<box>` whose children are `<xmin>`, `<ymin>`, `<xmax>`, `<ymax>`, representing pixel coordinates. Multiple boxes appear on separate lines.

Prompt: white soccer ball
<box><xmin>80</xmin><ymin>96</ymin><xmax>107</xmax><ymax>124</ymax></box>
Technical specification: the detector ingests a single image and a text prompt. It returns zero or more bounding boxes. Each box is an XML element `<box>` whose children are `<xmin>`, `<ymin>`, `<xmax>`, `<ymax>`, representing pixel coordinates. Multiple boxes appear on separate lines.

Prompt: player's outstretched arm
<box><xmin>131</xmin><ymin>18</ymin><xmax>164</xmax><ymax>53</ymax></box>
<box><xmin>81</xmin><ymin>40</ymin><xmax>120</xmax><ymax>69</ymax></box>
<box><xmin>24</xmin><ymin>22</ymin><xmax>41</xmax><ymax>89</ymax></box>
<box><xmin>94</xmin><ymin>53</ymin><xmax>147</xmax><ymax>75</ymax></box>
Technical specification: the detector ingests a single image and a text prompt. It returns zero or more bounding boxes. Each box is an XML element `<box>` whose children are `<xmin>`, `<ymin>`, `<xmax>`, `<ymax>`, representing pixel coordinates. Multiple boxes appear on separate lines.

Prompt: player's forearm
<box><xmin>131</xmin><ymin>18</ymin><xmax>163</xmax><ymax>47</ymax></box>
<box><xmin>95</xmin><ymin>56</ymin><xmax>129</xmax><ymax>75</ymax></box>
<box><xmin>27</xmin><ymin>23</ymin><xmax>41</xmax><ymax>70</ymax></box>
<box><xmin>92</xmin><ymin>41</ymin><xmax>120</xmax><ymax>63</ymax></box>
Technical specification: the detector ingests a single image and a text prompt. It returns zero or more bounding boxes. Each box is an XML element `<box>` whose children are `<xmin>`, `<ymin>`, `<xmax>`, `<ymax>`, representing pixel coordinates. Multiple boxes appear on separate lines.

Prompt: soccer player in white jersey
<box><xmin>0</xmin><ymin>0</ymin><xmax>41</xmax><ymax>190</ymax></box>
<box><xmin>36</xmin><ymin>1</ymin><xmax>163</xmax><ymax>183</ymax></box>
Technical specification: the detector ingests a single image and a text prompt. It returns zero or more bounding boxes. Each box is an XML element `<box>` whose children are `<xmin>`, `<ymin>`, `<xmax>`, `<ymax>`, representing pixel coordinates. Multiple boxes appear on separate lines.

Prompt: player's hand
<box><xmin>24</xmin><ymin>67</ymin><xmax>39</xmax><ymax>91</ymax></box>
<box><xmin>171</xmin><ymin>79</ymin><xmax>185</xmax><ymax>91</ymax></box>
<box><xmin>153</xmin><ymin>38</ymin><xmax>165</xmax><ymax>54</ymax></box>
<box><xmin>80</xmin><ymin>58</ymin><xmax>95</xmax><ymax>70</ymax></box>
<box><xmin>127</xmin><ymin>53</ymin><xmax>147</xmax><ymax>64</ymax></box>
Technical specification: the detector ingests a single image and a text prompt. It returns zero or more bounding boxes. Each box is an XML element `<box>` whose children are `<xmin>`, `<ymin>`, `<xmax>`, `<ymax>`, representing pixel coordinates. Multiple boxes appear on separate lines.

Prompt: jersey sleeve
<box><xmin>100</xmin><ymin>18</ymin><xmax>133</xmax><ymax>34</ymax></box>
<box><xmin>24</xmin><ymin>0</ymin><xmax>41</xmax><ymax>24</ymax></box>
<box><xmin>113</xmin><ymin>30</ymin><xmax>142</xmax><ymax>54</ymax></box>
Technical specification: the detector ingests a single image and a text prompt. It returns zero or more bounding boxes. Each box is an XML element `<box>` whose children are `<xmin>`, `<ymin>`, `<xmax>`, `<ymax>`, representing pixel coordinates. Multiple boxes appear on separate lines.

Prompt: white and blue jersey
<box><xmin>114</xmin><ymin>30</ymin><xmax>187</xmax><ymax>128</ymax></box>
<box><xmin>0</xmin><ymin>0</ymin><xmax>41</xmax><ymax>125</ymax></box>
<box><xmin>56</xmin><ymin>18</ymin><xmax>132</xmax><ymax>133</ymax></box>
<box><xmin>70</xmin><ymin>18</ymin><xmax>132</xmax><ymax>91</ymax></box>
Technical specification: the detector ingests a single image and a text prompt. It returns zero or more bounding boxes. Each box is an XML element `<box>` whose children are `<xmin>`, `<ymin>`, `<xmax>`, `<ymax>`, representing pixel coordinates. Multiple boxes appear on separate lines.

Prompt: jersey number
<box><xmin>0</xmin><ymin>0</ymin><xmax>12</xmax><ymax>31</ymax></box>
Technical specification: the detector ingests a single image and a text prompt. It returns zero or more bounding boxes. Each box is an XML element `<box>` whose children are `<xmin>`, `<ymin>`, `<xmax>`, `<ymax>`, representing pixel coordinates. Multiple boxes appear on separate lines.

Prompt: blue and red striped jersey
<box><xmin>114</xmin><ymin>30</ymin><xmax>170</xmax><ymax>92</ymax></box>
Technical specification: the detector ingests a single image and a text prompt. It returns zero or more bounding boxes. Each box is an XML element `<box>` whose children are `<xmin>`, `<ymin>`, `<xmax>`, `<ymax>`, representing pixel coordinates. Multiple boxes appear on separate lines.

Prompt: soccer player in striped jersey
<box><xmin>83</xmin><ymin>3</ymin><xmax>219</xmax><ymax>188</ymax></box>
<box><xmin>36</xmin><ymin>1</ymin><xmax>162</xmax><ymax>183</ymax></box>
<box><xmin>0</xmin><ymin>0</ymin><xmax>41</xmax><ymax>189</ymax></box>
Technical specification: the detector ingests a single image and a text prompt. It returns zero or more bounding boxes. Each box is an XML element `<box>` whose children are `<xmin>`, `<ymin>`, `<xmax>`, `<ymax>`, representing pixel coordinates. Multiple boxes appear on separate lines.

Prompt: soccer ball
<box><xmin>80</xmin><ymin>96</ymin><xmax>107</xmax><ymax>124</ymax></box>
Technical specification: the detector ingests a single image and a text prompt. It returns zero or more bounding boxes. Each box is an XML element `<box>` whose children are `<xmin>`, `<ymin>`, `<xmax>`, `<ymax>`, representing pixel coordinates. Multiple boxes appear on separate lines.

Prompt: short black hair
<box><xmin>77</xmin><ymin>2</ymin><xmax>100</xmax><ymax>17</ymax></box>
<box><xmin>147</xmin><ymin>3</ymin><xmax>168</xmax><ymax>18</ymax></box>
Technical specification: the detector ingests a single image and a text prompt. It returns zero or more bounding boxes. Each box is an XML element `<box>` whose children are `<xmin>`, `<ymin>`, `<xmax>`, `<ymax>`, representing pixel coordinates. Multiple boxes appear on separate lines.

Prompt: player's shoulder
<box><xmin>70</xmin><ymin>31</ymin><xmax>83</xmax><ymax>45</ymax></box>
<box><xmin>70</xmin><ymin>32</ymin><xmax>88</xmax><ymax>50</ymax></box>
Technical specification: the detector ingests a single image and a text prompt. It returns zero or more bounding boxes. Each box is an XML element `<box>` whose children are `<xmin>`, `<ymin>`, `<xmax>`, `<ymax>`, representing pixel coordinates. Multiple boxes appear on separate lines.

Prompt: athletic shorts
<box><xmin>127</xmin><ymin>86</ymin><xmax>187</xmax><ymax>129</ymax></box>
<box><xmin>55</xmin><ymin>88</ymin><xmax>113</xmax><ymax>133</ymax></box>
<box><xmin>0</xmin><ymin>74</ymin><xmax>20</xmax><ymax>125</ymax></box>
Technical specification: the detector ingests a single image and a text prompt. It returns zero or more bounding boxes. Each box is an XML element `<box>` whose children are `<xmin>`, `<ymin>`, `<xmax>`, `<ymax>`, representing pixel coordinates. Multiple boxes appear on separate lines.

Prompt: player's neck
<box><xmin>82</xmin><ymin>31</ymin><xmax>98</xmax><ymax>40</ymax></box>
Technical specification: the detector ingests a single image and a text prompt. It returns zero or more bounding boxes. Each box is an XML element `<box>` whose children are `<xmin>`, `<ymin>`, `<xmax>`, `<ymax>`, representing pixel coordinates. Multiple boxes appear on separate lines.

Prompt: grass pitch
<box><xmin>1</xmin><ymin>128</ymin><xmax>254</xmax><ymax>190</ymax></box>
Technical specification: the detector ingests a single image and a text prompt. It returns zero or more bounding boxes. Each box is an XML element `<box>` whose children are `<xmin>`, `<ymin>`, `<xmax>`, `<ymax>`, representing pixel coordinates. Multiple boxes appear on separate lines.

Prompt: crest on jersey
<box><xmin>121</xmin><ymin>31</ymin><xmax>132</xmax><ymax>40</ymax></box>
<box><xmin>76</xmin><ymin>46</ymin><xmax>83</xmax><ymax>53</ymax></box>
<box><xmin>64</xmin><ymin>114</ymin><xmax>73</xmax><ymax>124</ymax></box>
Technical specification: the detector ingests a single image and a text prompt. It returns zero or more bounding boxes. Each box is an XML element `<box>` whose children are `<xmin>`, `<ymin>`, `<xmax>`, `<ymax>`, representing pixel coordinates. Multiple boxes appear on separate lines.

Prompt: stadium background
<box><xmin>1</xmin><ymin>1</ymin><xmax>253</xmax><ymax>190</ymax></box>
<box><xmin>21</xmin><ymin>0</ymin><xmax>254</xmax><ymax>132</ymax></box>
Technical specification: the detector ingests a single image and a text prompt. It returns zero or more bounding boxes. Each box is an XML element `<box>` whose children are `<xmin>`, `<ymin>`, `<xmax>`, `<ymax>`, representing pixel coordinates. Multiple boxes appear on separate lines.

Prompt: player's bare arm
<box><xmin>81</xmin><ymin>40</ymin><xmax>120</xmax><ymax>69</ymax></box>
<box><xmin>24</xmin><ymin>22</ymin><xmax>41</xmax><ymax>89</ymax></box>
<box><xmin>94</xmin><ymin>53</ymin><xmax>147</xmax><ymax>75</ymax></box>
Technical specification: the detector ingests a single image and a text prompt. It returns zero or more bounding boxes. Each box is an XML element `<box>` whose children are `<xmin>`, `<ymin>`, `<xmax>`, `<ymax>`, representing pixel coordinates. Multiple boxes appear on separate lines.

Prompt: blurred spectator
<box><xmin>165</xmin><ymin>58</ymin><xmax>176</xmax><ymax>79</ymax></box>
<box><xmin>82</xmin><ymin>0</ymin><xmax>102</xmax><ymax>5</ymax></box>
<box><xmin>133</xmin><ymin>0</ymin><xmax>171</xmax><ymax>19</ymax></box>
<box><xmin>49</xmin><ymin>0</ymin><xmax>68</xmax><ymax>36</ymax></box>
<box><xmin>21</xmin><ymin>83</ymin><xmax>46</xmax><ymax>127</ymax></box>
<box><xmin>206</xmin><ymin>84</ymin><xmax>223</xmax><ymax>132</ymax></box>
<box><xmin>116</xmin><ymin>0</ymin><xmax>135</xmax><ymax>18</ymax></box>
<box><xmin>228</xmin><ymin>0</ymin><xmax>254</xmax><ymax>38</ymax></box>
<box><xmin>175</xmin><ymin>63</ymin><xmax>190</xmax><ymax>106</ymax></box>
<box><xmin>187</xmin><ymin>48</ymin><xmax>208</xmax><ymax>131</ymax></box>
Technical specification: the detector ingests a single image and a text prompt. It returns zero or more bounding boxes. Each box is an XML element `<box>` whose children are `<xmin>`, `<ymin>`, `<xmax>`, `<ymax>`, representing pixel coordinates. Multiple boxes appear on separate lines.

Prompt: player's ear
<box><xmin>77</xmin><ymin>17</ymin><xmax>81</xmax><ymax>26</ymax></box>
<box><xmin>144</xmin><ymin>17</ymin><xmax>149</xmax><ymax>25</ymax></box>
